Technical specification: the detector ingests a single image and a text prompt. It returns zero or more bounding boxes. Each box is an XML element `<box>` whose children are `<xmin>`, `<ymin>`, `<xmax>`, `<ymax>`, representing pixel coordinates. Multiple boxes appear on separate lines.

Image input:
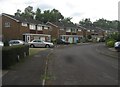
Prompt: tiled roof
<box><xmin>2</xmin><ymin>13</ymin><xmax>44</xmax><ymax>25</ymax></box>
<box><xmin>47</xmin><ymin>21</ymin><xmax>79</xmax><ymax>29</ymax></box>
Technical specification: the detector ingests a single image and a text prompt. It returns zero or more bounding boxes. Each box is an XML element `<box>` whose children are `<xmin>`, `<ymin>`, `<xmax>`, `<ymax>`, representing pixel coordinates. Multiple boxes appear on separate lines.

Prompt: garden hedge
<box><xmin>2</xmin><ymin>45</ymin><xmax>29</xmax><ymax>69</ymax></box>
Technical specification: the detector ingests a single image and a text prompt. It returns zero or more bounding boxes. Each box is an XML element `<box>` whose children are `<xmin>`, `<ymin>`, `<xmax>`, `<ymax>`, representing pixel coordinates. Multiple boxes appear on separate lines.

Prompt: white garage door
<box><xmin>68</xmin><ymin>37</ymin><xmax>73</xmax><ymax>43</ymax></box>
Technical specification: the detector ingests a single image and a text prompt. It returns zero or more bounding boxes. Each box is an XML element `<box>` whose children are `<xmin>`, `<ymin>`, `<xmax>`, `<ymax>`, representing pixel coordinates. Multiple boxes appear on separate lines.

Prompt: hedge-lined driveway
<box><xmin>2</xmin><ymin>48</ymin><xmax>51</xmax><ymax>85</ymax></box>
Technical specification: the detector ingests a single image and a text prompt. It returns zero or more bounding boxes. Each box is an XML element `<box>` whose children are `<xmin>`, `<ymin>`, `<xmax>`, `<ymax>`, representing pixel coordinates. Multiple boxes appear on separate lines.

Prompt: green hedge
<box><xmin>106</xmin><ymin>38</ymin><xmax>116</xmax><ymax>47</ymax></box>
<box><xmin>2</xmin><ymin>45</ymin><xmax>29</xmax><ymax>69</ymax></box>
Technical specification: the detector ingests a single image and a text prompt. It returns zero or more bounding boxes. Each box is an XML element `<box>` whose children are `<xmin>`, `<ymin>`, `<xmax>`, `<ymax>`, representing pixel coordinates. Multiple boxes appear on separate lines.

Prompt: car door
<box><xmin>32</xmin><ymin>40</ymin><xmax>39</xmax><ymax>47</ymax></box>
<box><xmin>37</xmin><ymin>40</ymin><xmax>45</xmax><ymax>47</ymax></box>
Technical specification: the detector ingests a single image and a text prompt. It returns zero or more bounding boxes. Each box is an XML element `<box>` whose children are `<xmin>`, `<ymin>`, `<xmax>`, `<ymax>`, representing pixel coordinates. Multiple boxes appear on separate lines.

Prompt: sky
<box><xmin>0</xmin><ymin>0</ymin><xmax>119</xmax><ymax>23</ymax></box>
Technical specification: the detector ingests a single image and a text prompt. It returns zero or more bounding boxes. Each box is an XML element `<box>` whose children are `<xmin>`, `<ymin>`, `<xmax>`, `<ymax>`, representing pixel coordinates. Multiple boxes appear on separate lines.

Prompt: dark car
<box><xmin>56</xmin><ymin>39</ymin><xmax>70</xmax><ymax>45</ymax></box>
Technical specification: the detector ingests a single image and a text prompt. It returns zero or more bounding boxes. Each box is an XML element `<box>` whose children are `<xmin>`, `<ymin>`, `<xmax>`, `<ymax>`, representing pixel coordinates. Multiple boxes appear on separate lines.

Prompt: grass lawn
<box><xmin>29</xmin><ymin>48</ymin><xmax>48</xmax><ymax>56</ymax></box>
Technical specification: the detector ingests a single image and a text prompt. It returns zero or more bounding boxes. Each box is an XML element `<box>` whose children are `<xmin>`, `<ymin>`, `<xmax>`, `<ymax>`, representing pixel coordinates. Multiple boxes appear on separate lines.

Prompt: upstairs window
<box><xmin>72</xmin><ymin>29</ymin><xmax>77</xmax><ymax>33</ymax></box>
<box><xmin>66</xmin><ymin>29</ymin><xmax>71</xmax><ymax>32</ymax></box>
<box><xmin>87</xmin><ymin>30</ymin><xmax>90</xmax><ymax>32</ymax></box>
<box><xmin>78</xmin><ymin>29</ymin><xmax>82</xmax><ymax>32</ymax></box>
<box><xmin>44</xmin><ymin>26</ymin><xmax>48</xmax><ymax>30</ymax></box>
<box><xmin>60</xmin><ymin>28</ymin><xmax>64</xmax><ymax>31</ymax></box>
<box><xmin>5</xmin><ymin>22</ymin><xmax>10</xmax><ymax>27</ymax></box>
<box><xmin>37</xmin><ymin>25</ymin><xmax>42</xmax><ymax>31</ymax></box>
<box><xmin>29</xmin><ymin>24</ymin><xmax>36</xmax><ymax>30</ymax></box>
<box><xmin>21</xmin><ymin>23</ymin><xmax>27</xmax><ymax>27</ymax></box>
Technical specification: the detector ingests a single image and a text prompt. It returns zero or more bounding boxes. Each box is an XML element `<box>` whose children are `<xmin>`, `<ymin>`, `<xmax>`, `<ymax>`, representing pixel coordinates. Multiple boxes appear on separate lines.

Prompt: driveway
<box><xmin>46</xmin><ymin>43</ymin><xmax>118</xmax><ymax>85</ymax></box>
<box><xmin>2</xmin><ymin>49</ymin><xmax>51</xmax><ymax>85</ymax></box>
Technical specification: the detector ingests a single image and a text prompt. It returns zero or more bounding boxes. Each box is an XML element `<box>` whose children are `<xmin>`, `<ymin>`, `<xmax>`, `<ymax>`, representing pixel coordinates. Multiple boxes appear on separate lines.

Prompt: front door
<box><xmin>27</xmin><ymin>35</ymin><xmax>30</xmax><ymax>42</ymax></box>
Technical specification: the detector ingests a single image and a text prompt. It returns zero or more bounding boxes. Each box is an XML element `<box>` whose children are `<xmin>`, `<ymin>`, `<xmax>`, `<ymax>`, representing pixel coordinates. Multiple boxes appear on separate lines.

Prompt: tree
<box><xmin>35</xmin><ymin>8</ymin><xmax>42</xmax><ymax>21</ymax></box>
<box><xmin>61</xmin><ymin>17</ymin><xmax>73</xmax><ymax>23</ymax></box>
<box><xmin>14</xmin><ymin>9</ymin><xmax>21</xmax><ymax>17</ymax></box>
<box><xmin>21</xmin><ymin>6</ymin><xmax>35</xmax><ymax>19</ymax></box>
<box><xmin>79</xmin><ymin>18</ymin><xmax>92</xmax><ymax>28</ymax></box>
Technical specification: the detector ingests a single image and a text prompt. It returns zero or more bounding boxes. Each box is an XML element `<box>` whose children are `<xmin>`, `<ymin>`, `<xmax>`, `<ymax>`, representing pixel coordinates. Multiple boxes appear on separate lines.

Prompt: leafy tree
<box><xmin>79</xmin><ymin>18</ymin><xmax>92</xmax><ymax>28</ymax></box>
<box><xmin>14</xmin><ymin>9</ymin><xmax>21</xmax><ymax>17</ymax></box>
<box><xmin>20</xmin><ymin>6</ymin><xmax>35</xmax><ymax>19</ymax></box>
<box><xmin>35</xmin><ymin>8</ymin><xmax>42</xmax><ymax>21</ymax></box>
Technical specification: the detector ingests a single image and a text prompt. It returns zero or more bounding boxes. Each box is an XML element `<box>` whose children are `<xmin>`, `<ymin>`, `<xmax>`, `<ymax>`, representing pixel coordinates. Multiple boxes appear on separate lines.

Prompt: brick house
<box><xmin>1</xmin><ymin>13</ymin><xmax>51</xmax><ymax>42</ymax></box>
<box><xmin>1</xmin><ymin>13</ymin><xmax>106</xmax><ymax>43</ymax></box>
<box><xmin>85</xmin><ymin>27</ymin><xmax>105</xmax><ymax>41</ymax></box>
<box><xmin>47</xmin><ymin>22</ymin><xmax>86</xmax><ymax>43</ymax></box>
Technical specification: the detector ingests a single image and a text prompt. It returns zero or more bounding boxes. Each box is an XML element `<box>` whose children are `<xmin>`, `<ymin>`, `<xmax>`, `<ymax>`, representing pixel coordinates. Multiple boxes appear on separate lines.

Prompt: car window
<box><xmin>9</xmin><ymin>41</ymin><xmax>15</xmax><ymax>44</ymax></box>
<box><xmin>15</xmin><ymin>41</ymin><xmax>20</xmax><ymax>44</ymax></box>
<box><xmin>33</xmin><ymin>40</ymin><xmax>41</xmax><ymax>42</ymax></box>
<box><xmin>33</xmin><ymin>40</ymin><xmax>37</xmax><ymax>42</ymax></box>
<box><xmin>37</xmin><ymin>40</ymin><xmax>41</xmax><ymax>42</ymax></box>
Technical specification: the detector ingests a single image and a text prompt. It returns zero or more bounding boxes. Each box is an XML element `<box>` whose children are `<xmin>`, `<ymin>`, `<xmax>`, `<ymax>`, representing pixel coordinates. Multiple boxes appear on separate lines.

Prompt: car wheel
<box><xmin>30</xmin><ymin>44</ymin><xmax>35</xmax><ymax>48</ymax></box>
<box><xmin>45</xmin><ymin>44</ymin><xmax>50</xmax><ymax>48</ymax></box>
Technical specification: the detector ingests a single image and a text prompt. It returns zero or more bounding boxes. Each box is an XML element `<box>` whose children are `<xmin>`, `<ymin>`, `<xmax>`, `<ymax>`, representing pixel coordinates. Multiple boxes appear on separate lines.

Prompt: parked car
<box><xmin>9</xmin><ymin>40</ymin><xmax>26</xmax><ymax>46</ymax></box>
<box><xmin>56</xmin><ymin>39</ymin><xmax>70</xmax><ymax>45</ymax></box>
<box><xmin>28</xmin><ymin>39</ymin><xmax>54</xmax><ymax>48</ymax></box>
<box><xmin>0</xmin><ymin>41</ymin><xmax>4</xmax><ymax>47</ymax></box>
<box><xmin>114</xmin><ymin>41</ymin><xmax>120</xmax><ymax>52</ymax></box>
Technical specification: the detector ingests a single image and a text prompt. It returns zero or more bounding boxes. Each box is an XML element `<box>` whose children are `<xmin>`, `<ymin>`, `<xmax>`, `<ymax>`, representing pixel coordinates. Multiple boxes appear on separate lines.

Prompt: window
<box><xmin>29</xmin><ymin>24</ymin><xmax>36</xmax><ymax>30</ymax></box>
<box><xmin>87</xmin><ymin>30</ymin><xmax>90</xmax><ymax>32</ymax></box>
<box><xmin>66</xmin><ymin>29</ymin><xmax>71</xmax><ymax>32</ymax></box>
<box><xmin>72</xmin><ymin>29</ymin><xmax>77</xmax><ymax>33</ymax></box>
<box><xmin>78</xmin><ymin>29</ymin><xmax>81</xmax><ymax>32</ymax></box>
<box><xmin>44</xmin><ymin>26</ymin><xmax>48</xmax><ymax>30</ymax></box>
<box><xmin>60</xmin><ymin>28</ymin><xmax>64</xmax><ymax>31</ymax></box>
<box><xmin>5</xmin><ymin>22</ymin><xmax>10</xmax><ymax>27</ymax></box>
<box><xmin>21</xmin><ymin>23</ymin><xmax>27</xmax><ymax>27</ymax></box>
<box><xmin>37</xmin><ymin>25</ymin><xmax>42</xmax><ymax>30</ymax></box>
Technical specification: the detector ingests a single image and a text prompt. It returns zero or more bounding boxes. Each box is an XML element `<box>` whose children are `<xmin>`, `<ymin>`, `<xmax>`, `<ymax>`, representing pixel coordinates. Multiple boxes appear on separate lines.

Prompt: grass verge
<box><xmin>29</xmin><ymin>48</ymin><xmax>48</xmax><ymax>56</ymax></box>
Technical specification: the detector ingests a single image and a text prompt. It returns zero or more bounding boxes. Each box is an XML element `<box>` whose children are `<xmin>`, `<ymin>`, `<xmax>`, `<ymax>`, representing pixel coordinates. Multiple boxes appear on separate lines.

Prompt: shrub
<box><xmin>2</xmin><ymin>45</ymin><xmax>29</xmax><ymax>69</ymax></box>
<box><xmin>106</xmin><ymin>39</ymin><xmax>116</xmax><ymax>47</ymax></box>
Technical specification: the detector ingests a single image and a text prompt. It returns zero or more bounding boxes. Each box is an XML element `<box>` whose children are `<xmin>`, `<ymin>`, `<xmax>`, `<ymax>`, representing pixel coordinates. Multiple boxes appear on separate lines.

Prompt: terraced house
<box><xmin>47</xmin><ymin>22</ymin><xmax>86</xmax><ymax>43</ymax></box>
<box><xmin>1</xmin><ymin>13</ymin><xmax>51</xmax><ymax>42</ymax></box>
<box><xmin>1</xmin><ymin>13</ymin><xmax>106</xmax><ymax>43</ymax></box>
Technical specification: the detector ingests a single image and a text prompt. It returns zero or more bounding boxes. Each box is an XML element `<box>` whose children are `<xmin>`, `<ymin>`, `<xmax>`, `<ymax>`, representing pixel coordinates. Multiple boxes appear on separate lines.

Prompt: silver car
<box><xmin>0</xmin><ymin>41</ymin><xmax>4</xmax><ymax>47</ymax></box>
<box><xmin>29</xmin><ymin>39</ymin><xmax>54</xmax><ymax>48</ymax></box>
<box><xmin>9</xmin><ymin>40</ymin><xmax>25</xmax><ymax>46</ymax></box>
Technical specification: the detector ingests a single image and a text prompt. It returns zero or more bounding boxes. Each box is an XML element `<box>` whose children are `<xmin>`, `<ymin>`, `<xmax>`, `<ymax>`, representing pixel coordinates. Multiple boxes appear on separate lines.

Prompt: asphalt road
<box><xmin>47</xmin><ymin>43</ymin><xmax>119</xmax><ymax>85</ymax></box>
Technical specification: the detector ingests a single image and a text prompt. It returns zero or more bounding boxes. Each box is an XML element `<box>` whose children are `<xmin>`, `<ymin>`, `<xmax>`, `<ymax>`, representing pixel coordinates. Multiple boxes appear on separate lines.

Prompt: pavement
<box><xmin>2</xmin><ymin>49</ymin><xmax>51</xmax><ymax>85</ymax></box>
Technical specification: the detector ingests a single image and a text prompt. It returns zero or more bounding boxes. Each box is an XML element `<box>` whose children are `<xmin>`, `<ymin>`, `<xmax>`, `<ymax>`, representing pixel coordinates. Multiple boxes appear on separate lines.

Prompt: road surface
<box><xmin>47</xmin><ymin>43</ymin><xmax>118</xmax><ymax>85</ymax></box>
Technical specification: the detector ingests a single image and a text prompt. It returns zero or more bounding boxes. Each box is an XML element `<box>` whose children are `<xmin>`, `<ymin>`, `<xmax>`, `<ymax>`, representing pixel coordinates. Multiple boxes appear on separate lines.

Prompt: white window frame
<box><xmin>37</xmin><ymin>25</ymin><xmax>42</xmax><ymax>31</ymax></box>
<box><xmin>29</xmin><ymin>24</ymin><xmax>36</xmax><ymax>30</ymax></box>
<box><xmin>66</xmin><ymin>29</ymin><xmax>71</xmax><ymax>32</ymax></box>
<box><xmin>21</xmin><ymin>23</ymin><xmax>27</xmax><ymax>27</ymax></box>
<box><xmin>72</xmin><ymin>29</ymin><xmax>77</xmax><ymax>33</ymax></box>
<box><xmin>78</xmin><ymin>29</ymin><xmax>81</xmax><ymax>32</ymax></box>
<box><xmin>44</xmin><ymin>26</ymin><xmax>48</xmax><ymax>30</ymax></box>
<box><xmin>60</xmin><ymin>28</ymin><xmax>64</xmax><ymax>31</ymax></box>
<box><xmin>87</xmin><ymin>30</ymin><xmax>90</xmax><ymax>32</ymax></box>
<box><xmin>5</xmin><ymin>22</ymin><xmax>10</xmax><ymax>27</ymax></box>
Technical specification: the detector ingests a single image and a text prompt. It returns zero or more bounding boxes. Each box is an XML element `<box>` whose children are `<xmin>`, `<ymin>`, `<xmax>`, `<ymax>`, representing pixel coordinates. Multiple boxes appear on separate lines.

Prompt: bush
<box><xmin>106</xmin><ymin>39</ymin><xmax>116</xmax><ymax>47</ymax></box>
<box><xmin>2</xmin><ymin>45</ymin><xmax>29</xmax><ymax>69</ymax></box>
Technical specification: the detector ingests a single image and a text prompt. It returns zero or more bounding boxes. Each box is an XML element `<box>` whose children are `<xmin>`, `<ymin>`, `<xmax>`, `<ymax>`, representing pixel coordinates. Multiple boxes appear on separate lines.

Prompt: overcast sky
<box><xmin>0</xmin><ymin>0</ymin><xmax>119</xmax><ymax>23</ymax></box>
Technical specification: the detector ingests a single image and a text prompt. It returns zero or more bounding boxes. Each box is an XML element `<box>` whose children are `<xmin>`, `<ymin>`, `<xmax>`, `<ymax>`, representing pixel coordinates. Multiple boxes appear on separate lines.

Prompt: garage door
<box><xmin>68</xmin><ymin>37</ymin><xmax>73</xmax><ymax>43</ymax></box>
